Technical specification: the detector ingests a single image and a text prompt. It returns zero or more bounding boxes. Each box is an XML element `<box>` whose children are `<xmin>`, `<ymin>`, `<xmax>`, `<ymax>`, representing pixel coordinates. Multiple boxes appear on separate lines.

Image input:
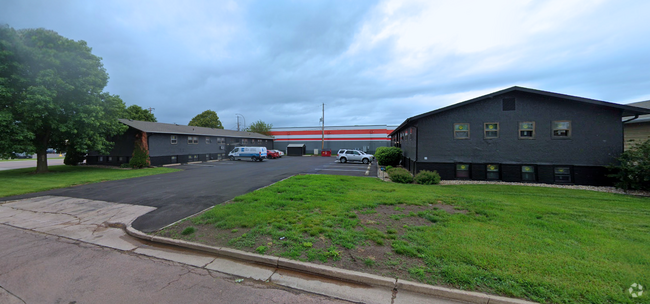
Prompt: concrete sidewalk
<box><xmin>0</xmin><ymin>196</ymin><xmax>532</xmax><ymax>304</ymax></box>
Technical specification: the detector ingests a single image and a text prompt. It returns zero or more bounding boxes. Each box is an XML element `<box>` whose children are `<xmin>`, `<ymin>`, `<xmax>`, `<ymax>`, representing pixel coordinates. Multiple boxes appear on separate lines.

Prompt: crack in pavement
<box><xmin>0</xmin><ymin>285</ymin><xmax>26</xmax><ymax>304</ymax></box>
<box><xmin>4</xmin><ymin>206</ymin><xmax>82</xmax><ymax>225</ymax></box>
<box><xmin>158</xmin><ymin>269</ymin><xmax>192</xmax><ymax>292</ymax></box>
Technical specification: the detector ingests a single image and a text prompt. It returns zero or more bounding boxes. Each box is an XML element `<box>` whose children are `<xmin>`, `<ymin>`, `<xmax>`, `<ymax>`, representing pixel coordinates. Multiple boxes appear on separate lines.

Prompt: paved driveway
<box><xmin>1</xmin><ymin>156</ymin><xmax>377</xmax><ymax>232</ymax></box>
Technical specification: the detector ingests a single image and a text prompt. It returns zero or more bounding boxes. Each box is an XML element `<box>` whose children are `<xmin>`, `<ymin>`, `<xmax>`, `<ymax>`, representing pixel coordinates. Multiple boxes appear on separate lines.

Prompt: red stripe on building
<box><xmin>269</xmin><ymin>129</ymin><xmax>392</xmax><ymax>136</ymax></box>
<box><xmin>275</xmin><ymin>137</ymin><xmax>390</xmax><ymax>141</ymax></box>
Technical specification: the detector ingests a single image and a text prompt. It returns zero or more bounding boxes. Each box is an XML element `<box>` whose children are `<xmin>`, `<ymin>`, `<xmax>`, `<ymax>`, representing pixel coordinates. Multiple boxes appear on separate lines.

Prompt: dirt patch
<box><xmin>154</xmin><ymin>203</ymin><xmax>467</xmax><ymax>281</ymax></box>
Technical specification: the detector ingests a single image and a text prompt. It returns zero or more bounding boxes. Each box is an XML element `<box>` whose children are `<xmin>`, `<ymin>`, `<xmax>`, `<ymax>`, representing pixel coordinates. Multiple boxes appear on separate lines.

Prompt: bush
<box><xmin>414</xmin><ymin>170</ymin><xmax>441</xmax><ymax>185</ymax></box>
<box><xmin>388</xmin><ymin>167</ymin><xmax>413</xmax><ymax>184</ymax></box>
<box><xmin>129</xmin><ymin>137</ymin><xmax>150</xmax><ymax>168</ymax></box>
<box><xmin>63</xmin><ymin>150</ymin><xmax>86</xmax><ymax>166</ymax></box>
<box><xmin>120</xmin><ymin>163</ymin><xmax>130</xmax><ymax>168</ymax></box>
<box><xmin>609</xmin><ymin>139</ymin><xmax>650</xmax><ymax>190</ymax></box>
<box><xmin>375</xmin><ymin>147</ymin><xmax>402</xmax><ymax>166</ymax></box>
<box><xmin>385</xmin><ymin>165</ymin><xmax>393</xmax><ymax>171</ymax></box>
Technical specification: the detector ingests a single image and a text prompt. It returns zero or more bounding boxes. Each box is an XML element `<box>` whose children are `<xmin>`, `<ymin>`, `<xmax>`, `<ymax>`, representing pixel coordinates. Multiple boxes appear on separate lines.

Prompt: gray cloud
<box><xmin>2</xmin><ymin>0</ymin><xmax>650</xmax><ymax>129</ymax></box>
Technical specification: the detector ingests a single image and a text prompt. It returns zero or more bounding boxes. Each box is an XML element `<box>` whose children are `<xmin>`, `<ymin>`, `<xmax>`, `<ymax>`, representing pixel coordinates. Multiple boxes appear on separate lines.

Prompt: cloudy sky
<box><xmin>2</xmin><ymin>0</ymin><xmax>650</xmax><ymax>129</ymax></box>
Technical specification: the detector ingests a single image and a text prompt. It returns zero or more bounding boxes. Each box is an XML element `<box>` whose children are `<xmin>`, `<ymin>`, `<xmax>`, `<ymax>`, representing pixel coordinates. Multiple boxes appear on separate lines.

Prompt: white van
<box><xmin>228</xmin><ymin>147</ymin><xmax>267</xmax><ymax>162</ymax></box>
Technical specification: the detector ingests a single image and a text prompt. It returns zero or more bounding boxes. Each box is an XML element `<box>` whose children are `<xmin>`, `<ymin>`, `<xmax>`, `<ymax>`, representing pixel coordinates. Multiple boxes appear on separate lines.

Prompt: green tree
<box><xmin>245</xmin><ymin>120</ymin><xmax>273</xmax><ymax>136</ymax></box>
<box><xmin>0</xmin><ymin>26</ymin><xmax>127</xmax><ymax>173</ymax></box>
<box><xmin>123</xmin><ymin>105</ymin><xmax>157</xmax><ymax>122</ymax></box>
<box><xmin>188</xmin><ymin>110</ymin><xmax>223</xmax><ymax>129</ymax></box>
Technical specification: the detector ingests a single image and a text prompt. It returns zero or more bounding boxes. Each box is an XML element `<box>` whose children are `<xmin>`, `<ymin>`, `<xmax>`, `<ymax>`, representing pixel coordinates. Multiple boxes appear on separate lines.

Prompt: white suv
<box><xmin>336</xmin><ymin>149</ymin><xmax>374</xmax><ymax>164</ymax></box>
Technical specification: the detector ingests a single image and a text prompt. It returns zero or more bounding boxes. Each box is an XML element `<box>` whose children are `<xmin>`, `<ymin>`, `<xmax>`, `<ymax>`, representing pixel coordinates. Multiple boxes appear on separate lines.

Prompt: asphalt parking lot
<box><xmin>1</xmin><ymin>156</ymin><xmax>377</xmax><ymax>232</ymax></box>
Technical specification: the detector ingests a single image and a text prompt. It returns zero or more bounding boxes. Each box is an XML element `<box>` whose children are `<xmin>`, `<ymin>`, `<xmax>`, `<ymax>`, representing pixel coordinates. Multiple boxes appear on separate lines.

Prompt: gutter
<box><xmin>623</xmin><ymin>115</ymin><xmax>639</xmax><ymax>123</ymax></box>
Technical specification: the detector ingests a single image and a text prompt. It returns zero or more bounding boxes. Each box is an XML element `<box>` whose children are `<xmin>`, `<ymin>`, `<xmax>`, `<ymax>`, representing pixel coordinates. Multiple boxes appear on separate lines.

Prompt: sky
<box><xmin>2</xmin><ymin>0</ymin><xmax>650</xmax><ymax>130</ymax></box>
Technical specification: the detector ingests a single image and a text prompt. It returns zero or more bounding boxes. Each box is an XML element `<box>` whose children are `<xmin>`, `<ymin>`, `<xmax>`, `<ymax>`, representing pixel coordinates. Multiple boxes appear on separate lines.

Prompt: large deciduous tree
<box><xmin>123</xmin><ymin>104</ymin><xmax>157</xmax><ymax>122</ymax></box>
<box><xmin>188</xmin><ymin>110</ymin><xmax>224</xmax><ymax>129</ymax></box>
<box><xmin>0</xmin><ymin>26</ymin><xmax>126</xmax><ymax>173</ymax></box>
<box><xmin>245</xmin><ymin>120</ymin><xmax>273</xmax><ymax>136</ymax></box>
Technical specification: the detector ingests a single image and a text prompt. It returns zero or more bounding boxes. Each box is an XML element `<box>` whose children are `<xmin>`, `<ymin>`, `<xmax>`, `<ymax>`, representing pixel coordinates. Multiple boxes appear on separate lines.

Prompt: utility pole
<box><xmin>321</xmin><ymin>103</ymin><xmax>325</xmax><ymax>150</ymax></box>
<box><xmin>147</xmin><ymin>107</ymin><xmax>155</xmax><ymax>114</ymax></box>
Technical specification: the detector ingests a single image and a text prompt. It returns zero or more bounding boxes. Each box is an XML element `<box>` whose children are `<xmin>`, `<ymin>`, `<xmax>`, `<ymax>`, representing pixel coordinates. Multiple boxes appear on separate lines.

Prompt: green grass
<box><xmin>177</xmin><ymin>174</ymin><xmax>650</xmax><ymax>304</ymax></box>
<box><xmin>0</xmin><ymin>165</ymin><xmax>180</xmax><ymax>197</ymax></box>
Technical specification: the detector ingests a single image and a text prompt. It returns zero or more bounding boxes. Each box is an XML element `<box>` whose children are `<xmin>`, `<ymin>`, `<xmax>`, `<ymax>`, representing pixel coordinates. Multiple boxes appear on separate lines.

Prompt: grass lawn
<box><xmin>0</xmin><ymin>165</ymin><xmax>180</xmax><ymax>197</ymax></box>
<box><xmin>157</xmin><ymin>174</ymin><xmax>650</xmax><ymax>304</ymax></box>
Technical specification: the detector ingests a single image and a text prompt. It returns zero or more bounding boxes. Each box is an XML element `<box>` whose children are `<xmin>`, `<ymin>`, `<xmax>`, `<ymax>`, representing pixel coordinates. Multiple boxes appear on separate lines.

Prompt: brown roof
<box><xmin>118</xmin><ymin>119</ymin><xmax>274</xmax><ymax>139</ymax></box>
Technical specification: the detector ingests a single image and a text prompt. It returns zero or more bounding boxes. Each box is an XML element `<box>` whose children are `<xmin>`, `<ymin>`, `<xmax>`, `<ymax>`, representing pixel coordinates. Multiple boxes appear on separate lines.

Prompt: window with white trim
<box><xmin>171</xmin><ymin>135</ymin><xmax>177</xmax><ymax>144</ymax></box>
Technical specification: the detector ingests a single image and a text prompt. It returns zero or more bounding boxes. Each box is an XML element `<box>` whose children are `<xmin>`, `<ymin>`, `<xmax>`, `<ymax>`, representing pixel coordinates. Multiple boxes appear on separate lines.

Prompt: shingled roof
<box><xmin>118</xmin><ymin>119</ymin><xmax>274</xmax><ymax>139</ymax></box>
<box><xmin>390</xmin><ymin>86</ymin><xmax>650</xmax><ymax>136</ymax></box>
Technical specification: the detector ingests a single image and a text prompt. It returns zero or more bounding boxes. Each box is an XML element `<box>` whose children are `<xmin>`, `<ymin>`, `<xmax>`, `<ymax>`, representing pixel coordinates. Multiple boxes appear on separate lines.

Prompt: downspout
<box><xmin>623</xmin><ymin>114</ymin><xmax>639</xmax><ymax>123</ymax></box>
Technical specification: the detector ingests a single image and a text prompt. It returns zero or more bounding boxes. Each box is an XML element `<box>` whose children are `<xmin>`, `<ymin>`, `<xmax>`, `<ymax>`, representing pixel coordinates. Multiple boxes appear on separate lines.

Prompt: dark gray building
<box><xmin>87</xmin><ymin>119</ymin><xmax>274</xmax><ymax>166</ymax></box>
<box><xmin>389</xmin><ymin>86</ymin><xmax>650</xmax><ymax>185</ymax></box>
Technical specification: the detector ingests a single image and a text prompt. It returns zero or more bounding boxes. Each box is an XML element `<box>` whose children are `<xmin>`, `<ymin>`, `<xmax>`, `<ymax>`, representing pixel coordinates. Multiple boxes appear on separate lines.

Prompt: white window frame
<box><xmin>171</xmin><ymin>135</ymin><xmax>177</xmax><ymax>145</ymax></box>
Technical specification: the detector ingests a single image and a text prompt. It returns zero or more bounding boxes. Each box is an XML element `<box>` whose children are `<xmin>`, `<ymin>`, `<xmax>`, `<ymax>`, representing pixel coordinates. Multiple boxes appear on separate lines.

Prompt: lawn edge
<box><xmin>125</xmin><ymin>224</ymin><xmax>537</xmax><ymax>304</ymax></box>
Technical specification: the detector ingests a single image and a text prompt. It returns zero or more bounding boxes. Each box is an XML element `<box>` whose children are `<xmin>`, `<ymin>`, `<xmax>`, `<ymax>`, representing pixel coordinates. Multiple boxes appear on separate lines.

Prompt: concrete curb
<box><xmin>125</xmin><ymin>225</ymin><xmax>536</xmax><ymax>304</ymax></box>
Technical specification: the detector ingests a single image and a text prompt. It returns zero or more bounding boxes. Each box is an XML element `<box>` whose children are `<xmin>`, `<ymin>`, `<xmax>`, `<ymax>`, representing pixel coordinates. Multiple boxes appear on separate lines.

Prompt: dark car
<box><xmin>12</xmin><ymin>152</ymin><xmax>33</xmax><ymax>159</ymax></box>
<box><xmin>46</xmin><ymin>148</ymin><xmax>56</xmax><ymax>154</ymax></box>
<box><xmin>267</xmin><ymin>150</ymin><xmax>280</xmax><ymax>159</ymax></box>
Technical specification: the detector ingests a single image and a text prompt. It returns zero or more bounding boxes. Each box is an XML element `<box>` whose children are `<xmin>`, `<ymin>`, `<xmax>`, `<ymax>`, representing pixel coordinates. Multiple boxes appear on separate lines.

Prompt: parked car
<box><xmin>271</xmin><ymin>149</ymin><xmax>284</xmax><ymax>157</ymax></box>
<box><xmin>46</xmin><ymin>148</ymin><xmax>56</xmax><ymax>154</ymax></box>
<box><xmin>12</xmin><ymin>152</ymin><xmax>33</xmax><ymax>159</ymax></box>
<box><xmin>336</xmin><ymin>149</ymin><xmax>374</xmax><ymax>164</ymax></box>
<box><xmin>267</xmin><ymin>150</ymin><xmax>280</xmax><ymax>159</ymax></box>
<box><xmin>228</xmin><ymin>146</ymin><xmax>267</xmax><ymax>162</ymax></box>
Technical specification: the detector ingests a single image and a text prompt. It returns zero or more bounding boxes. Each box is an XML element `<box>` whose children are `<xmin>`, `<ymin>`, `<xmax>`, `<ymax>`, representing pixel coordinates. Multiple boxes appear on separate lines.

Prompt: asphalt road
<box><xmin>0</xmin><ymin>154</ymin><xmax>65</xmax><ymax>171</ymax></box>
<box><xmin>2</xmin><ymin>156</ymin><xmax>377</xmax><ymax>232</ymax></box>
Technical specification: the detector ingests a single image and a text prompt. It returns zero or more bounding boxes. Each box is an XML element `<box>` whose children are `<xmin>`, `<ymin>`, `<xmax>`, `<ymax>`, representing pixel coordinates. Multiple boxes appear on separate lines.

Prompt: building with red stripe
<box><xmin>270</xmin><ymin>125</ymin><xmax>397</xmax><ymax>154</ymax></box>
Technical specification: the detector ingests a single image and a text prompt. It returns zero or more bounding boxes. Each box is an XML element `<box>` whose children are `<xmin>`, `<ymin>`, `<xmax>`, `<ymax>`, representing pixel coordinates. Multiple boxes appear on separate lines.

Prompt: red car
<box><xmin>267</xmin><ymin>150</ymin><xmax>280</xmax><ymax>159</ymax></box>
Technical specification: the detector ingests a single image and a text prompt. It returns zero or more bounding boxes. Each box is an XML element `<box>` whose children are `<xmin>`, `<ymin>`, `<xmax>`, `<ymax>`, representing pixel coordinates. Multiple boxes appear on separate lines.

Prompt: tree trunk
<box><xmin>36</xmin><ymin>149</ymin><xmax>48</xmax><ymax>173</ymax></box>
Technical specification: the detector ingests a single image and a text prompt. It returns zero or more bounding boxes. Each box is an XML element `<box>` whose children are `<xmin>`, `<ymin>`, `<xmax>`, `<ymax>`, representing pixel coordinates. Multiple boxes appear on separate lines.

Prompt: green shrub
<box><xmin>129</xmin><ymin>141</ymin><xmax>150</xmax><ymax>168</ymax></box>
<box><xmin>388</xmin><ymin>167</ymin><xmax>413</xmax><ymax>184</ymax></box>
<box><xmin>375</xmin><ymin>147</ymin><xmax>402</xmax><ymax>166</ymax></box>
<box><xmin>414</xmin><ymin>170</ymin><xmax>441</xmax><ymax>185</ymax></box>
<box><xmin>609</xmin><ymin>139</ymin><xmax>650</xmax><ymax>190</ymax></box>
<box><xmin>385</xmin><ymin>165</ymin><xmax>393</xmax><ymax>171</ymax></box>
<box><xmin>63</xmin><ymin>150</ymin><xmax>86</xmax><ymax>166</ymax></box>
<box><xmin>120</xmin><ymin>163</ymin><xmax>130</xmax><ymax>168</ymax></box>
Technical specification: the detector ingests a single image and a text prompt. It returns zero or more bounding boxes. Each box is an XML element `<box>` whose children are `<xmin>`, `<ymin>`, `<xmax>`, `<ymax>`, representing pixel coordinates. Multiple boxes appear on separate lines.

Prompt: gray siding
<box><xmin>416</xmin><ymin>91</ymin><xmax>623</xmax><ymax>166</ymax></box>
<box><xmin>148</xmin><ymin>134</ymin><xmax>226</xmax><ymax>157</ymax></box>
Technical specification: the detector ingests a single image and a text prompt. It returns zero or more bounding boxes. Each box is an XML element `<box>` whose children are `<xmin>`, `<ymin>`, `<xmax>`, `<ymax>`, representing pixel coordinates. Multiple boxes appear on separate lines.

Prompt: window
<box><xmin>258</xmin><ymin>139</ymin><xmax>262</xmax><ymax>144</ymax></box>
<box><xmin>456</xmin><ymin>164</ymin><xmax>470</xmax><ymax>178</ymax></box>
<box><xmin>206</xmin><ymin>154</ymin><xmax>210</xmax><ymax>160</ymax></box>
<box><xmin>206</xmin><ymin>137</ymin><xmax>212</xmax><ymax>144</ymax></box>
<box><xmin>484</xmin><ymin>123</ymin><xmax>499</xmax><ymax>139</ymax></box>
<box><xmin>486</xmin><ymin>164</ymin><xmax>499</xmax><ymax>180</ymax></box>
<box><xmin>188</xmin><ymin>136</ymin><xmax>198</xmax><ymax>144</ymax></box>
<box><xmin>171</xmin><ymin>156</ymin><xmax>177</xmax><ymax>163</ymax></box>
<box><xmin>98</xmin><ymin>156</ymin><xmax>104</xmax><ymax>162</ymax></box>
<box><xmin>189</xmin><ymin>154</ymin><xmax>199</xmax><ymax>162</ymax></box>
<box><xmin>502</xmin><ymin>98</ymin><xmax>516</xmax><ymax>111</ymax></box>
<box><xmin>171</xmin><ymin>135</ymin><xmax>178</xmax><ymax>144</ymax></box>
<box><xmin>552</xmin><ymin>121</ymin><xmax>571</xmax><ymax>138</ymax></box>
<box><xmin>242</xmin><ymin>139</ymin><xmax>248</xmax><ymax>145</ymax></box>
<box><xmin>519</xmin><ymin>122</ymin><xmax>535</xmax><ymax>139</ymax></box>
<box><xmin>193</xmin><ymin>136</ymin><xmax>199</xmax><ymax>144</ymax></box>
<box><xmin>522</xmin><ymin>166</ymin><xmax>535</xmax><ymax>181</ymax></box>
<box><xmin>108</xmin><ymin>156</ymin><xmax>113</xmax><ymax>162</ymax></box>
<box><xmin>454</xmin><ymin>123</ymin><xmax>470</xmax><ymax>139</ymax></box>
<box><xmin>118</xmin><ymin>156</ymin><xmax>124</xmax><ymax>163</ymax></box>
<box><xmin>554</xmin><ymin>167</ymin><xmax>571</xmax><ymax>183</ymax></box>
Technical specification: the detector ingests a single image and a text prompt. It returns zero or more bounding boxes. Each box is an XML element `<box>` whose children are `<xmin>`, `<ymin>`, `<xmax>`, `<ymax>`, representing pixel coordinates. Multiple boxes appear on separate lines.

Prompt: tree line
<box><xmin>0</xmin><ymin>25</ymin><xmax>272</xmax><ymax>173</ymax></box>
